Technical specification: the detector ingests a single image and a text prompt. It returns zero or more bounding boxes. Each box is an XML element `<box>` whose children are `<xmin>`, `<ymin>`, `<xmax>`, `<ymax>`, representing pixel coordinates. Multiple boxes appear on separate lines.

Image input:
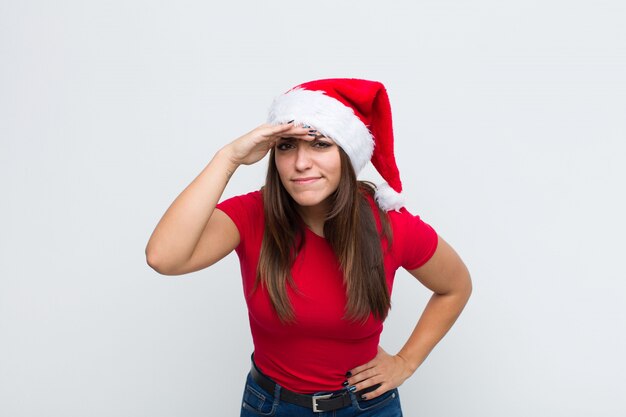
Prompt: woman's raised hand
<box><xmin>145</xmin><ymin>121</ymin><xmax>313</xmax><ymax>275</ymax></box>
<box><xmin>223</xmin><ymin>122</ymin><xmax>312</xmax><ymax>166</ymax></box>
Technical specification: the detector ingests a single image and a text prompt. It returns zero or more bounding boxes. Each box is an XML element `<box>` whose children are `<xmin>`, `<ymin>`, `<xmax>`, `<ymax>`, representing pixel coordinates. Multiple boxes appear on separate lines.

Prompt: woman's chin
<box><xmin>288</xmin><ymin>191</ymin><xmax>332</xmax><ymax>209</ymax></box>
<box><xmin>291</xmin><ymin>196</ymin><xmax>326</xmax><ymax>207</ymax></box>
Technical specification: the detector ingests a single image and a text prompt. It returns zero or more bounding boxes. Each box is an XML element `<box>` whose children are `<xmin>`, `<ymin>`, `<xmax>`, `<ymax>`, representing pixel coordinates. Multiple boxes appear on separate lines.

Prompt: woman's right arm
<box><xmin>144</xmin><ymin>122</ymin><xmax>308</xmax><ymax>275</ymax></box>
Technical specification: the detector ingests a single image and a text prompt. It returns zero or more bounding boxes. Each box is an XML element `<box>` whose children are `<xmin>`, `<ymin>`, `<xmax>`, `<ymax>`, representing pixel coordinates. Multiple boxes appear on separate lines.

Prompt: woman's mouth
<box><xmin>292</xmin><ymin>177</ymin><xmax>321</xmax><ymax>184</ymax></box>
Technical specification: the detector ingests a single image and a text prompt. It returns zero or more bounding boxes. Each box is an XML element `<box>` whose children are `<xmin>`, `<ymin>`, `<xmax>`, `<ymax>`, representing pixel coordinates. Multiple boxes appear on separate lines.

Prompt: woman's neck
<box><xmin>297</xmin><ymin>200</ymin><xmax>330</xmax><ymax>237</ymax></box>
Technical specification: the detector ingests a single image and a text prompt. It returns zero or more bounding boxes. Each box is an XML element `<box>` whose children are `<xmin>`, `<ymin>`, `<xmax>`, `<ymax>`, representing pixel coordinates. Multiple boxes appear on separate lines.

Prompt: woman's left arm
<box><xmin>346</xmin><ymin>234</ymin><xmax>472</xmax><ymax>399</ymax></box>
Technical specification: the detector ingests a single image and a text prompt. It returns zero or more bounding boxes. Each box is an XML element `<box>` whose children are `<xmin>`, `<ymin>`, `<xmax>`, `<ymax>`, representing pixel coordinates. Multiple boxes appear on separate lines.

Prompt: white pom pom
<box><xmin>374</xmin><ymin>182</ymin><xmax>405</xmax><ymax>212</ymax></box>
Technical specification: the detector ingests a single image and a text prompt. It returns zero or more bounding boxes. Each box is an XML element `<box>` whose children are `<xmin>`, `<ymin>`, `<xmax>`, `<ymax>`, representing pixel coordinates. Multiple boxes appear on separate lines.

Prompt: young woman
<box><xmin>145</xmin><ymin>79</ymin><xmax>472</xmax><ymax>416</ymax></box>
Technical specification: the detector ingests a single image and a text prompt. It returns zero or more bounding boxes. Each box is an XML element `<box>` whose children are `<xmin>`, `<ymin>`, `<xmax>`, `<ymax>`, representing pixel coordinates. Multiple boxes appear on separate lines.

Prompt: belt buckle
<box><xmin>312</xmin><ymin>393</ymin><xmax>333</xmax><ymax>413</ymax></box>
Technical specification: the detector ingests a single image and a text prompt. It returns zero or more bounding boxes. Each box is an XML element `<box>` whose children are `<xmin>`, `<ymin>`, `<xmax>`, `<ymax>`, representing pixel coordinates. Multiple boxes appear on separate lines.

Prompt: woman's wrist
<box><xmin>215</xmin><ymin>145</ymin><xmax>242</xmax><ymax>174</ymax></box>
<box><xmin>395</xmin><ymin>352</ymin><xmax>420</xmax><ymax>375</ymax></box>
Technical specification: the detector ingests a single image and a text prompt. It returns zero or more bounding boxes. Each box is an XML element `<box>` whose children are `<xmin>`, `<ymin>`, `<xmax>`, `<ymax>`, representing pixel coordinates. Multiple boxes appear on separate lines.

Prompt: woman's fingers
<box><xmin>225</xmin><ymin>123</ymin><xmax>304</xmax><ymax>165</ymax></box>
<box><xmin>349</xmin><ymin>363</ymin><xmax>378</xmax><ymax>384</ymax></box>
<box><xmin>258</xmin><ymin>123</ymin><xmax>313</xmax><ymax>144</ymax></box>
<box><xmin>359</xmin><ymin>383</ymin><xmax>390</xmax><ymax>401</ymax></box>
<box><xmin>345</xmin><ymin>347</ymin><xmax>413</xmax><ymax>400</ymax></box>
<box><xmin>225</xmin><ymin>121</ymin><xmax>319</xmax><ymax>166</ymax></box>
<box><xmin>263</xmin><ymin>121</ymin><xmax>295</xmax><ymax>136</ymax></box>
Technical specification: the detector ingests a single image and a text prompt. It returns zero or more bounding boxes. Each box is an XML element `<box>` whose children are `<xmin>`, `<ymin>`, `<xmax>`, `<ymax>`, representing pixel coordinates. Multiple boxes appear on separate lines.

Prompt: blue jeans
<box><xmin>239</xmin><ymin>371</ymin><xmax>403</xmax><ymax>417</ymax></box>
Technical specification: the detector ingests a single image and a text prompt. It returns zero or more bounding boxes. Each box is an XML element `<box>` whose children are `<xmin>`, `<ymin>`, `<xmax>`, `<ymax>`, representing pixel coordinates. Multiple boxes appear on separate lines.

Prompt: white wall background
<box><xmin>1</xmin><ymin>0</ymin><xmax>625</xmax><ymax>416</ymax></box>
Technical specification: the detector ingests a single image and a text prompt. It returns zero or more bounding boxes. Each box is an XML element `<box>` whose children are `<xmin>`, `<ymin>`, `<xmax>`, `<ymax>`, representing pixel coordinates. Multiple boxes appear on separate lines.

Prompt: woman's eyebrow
<box><xmin>278</xmin><ymin>135</ymin><xmax>328</xmax><ymax>142</ymax></box>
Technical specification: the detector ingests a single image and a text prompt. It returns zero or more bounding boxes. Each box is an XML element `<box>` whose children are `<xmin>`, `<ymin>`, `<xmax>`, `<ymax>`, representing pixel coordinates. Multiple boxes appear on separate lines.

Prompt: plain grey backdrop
<box><xmin>1</xmin><ymin>0</ymin><xmax>625</xmax><ymax>416</ymax></box>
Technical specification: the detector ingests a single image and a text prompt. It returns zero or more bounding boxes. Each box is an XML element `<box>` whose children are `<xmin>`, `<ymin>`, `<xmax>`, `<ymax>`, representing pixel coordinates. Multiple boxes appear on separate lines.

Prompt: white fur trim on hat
<box><xmin>267</xmin><ymin>88</ymin><xmax>374</xmax><ymax>174</ymax></box>
<box><xmin>375</xmin><ymin>182</ymin><xmax>405</xmax><ymax>212</ymax></box>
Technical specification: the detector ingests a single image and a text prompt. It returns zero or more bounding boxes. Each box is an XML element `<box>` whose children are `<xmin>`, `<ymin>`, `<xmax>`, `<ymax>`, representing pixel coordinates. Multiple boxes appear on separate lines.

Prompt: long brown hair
<box><xmin>257</xmin><ymin>146</ymin><xmax>393</xmax><ymax>324</ymax></box>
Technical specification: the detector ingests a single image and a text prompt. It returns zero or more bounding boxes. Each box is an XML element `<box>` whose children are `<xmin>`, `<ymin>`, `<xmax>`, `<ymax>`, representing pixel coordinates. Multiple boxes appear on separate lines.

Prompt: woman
<box><xmin>146</xmin><ymin>78</ymin><xmax>472</xmax><ymax>416</ymax></box>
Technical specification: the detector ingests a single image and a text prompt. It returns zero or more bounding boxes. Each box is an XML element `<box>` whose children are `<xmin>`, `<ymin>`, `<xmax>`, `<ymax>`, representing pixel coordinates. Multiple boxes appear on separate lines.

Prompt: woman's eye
<box><xmin>276</xmin><ymin>142</ymin><xmax>295</xmax><ymax>151</ymax></box>
<box><xmin>312</xmin><ymin>141</ymin><xmax>331</xmax><ymax>149</ymax></box>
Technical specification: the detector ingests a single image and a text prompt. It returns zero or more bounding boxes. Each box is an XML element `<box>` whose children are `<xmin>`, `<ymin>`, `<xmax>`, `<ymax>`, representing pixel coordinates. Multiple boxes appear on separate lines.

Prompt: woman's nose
<box><xmin>294</xmin><ymin>144</ymin><xmax>312</xmax><ymax>170</ymax></box>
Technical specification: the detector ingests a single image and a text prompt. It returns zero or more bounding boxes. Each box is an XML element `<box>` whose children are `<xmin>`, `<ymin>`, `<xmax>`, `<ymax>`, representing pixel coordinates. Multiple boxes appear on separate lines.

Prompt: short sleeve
<box><xmin>391</xmin><ymin>208</ymin><xmax>439</xmax><ymax>270</ymax></box>
<box><xmin>215</xmin><ymin>190</ymin><xmax>263</xmax><ymax>248</ymax></box>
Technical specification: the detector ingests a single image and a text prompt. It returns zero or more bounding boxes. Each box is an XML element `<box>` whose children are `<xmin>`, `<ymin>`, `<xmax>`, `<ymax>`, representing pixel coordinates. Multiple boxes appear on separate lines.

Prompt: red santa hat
<box><xmin>267</xmin><ymin>78</ymin><xmax>405</xmax><ymax>212</ymax></box>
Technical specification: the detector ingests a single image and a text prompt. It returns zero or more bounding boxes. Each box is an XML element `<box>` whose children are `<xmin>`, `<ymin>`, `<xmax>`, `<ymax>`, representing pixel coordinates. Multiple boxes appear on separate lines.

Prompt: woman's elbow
<box><xmin>145</xmin><ymin>249</ymin><xmax>179</xmax><ymax>276</ymax></box>
<box><xmin>457</xmin><ymin>270</ymin><xmax>473</xmax><ymax>303</ymax></box>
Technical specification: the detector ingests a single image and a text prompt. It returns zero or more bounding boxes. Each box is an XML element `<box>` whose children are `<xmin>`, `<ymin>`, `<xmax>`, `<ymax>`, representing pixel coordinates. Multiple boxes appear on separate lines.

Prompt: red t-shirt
<box><xmin>216</xmin><ymin>190</ymin><xmax>438</xmax><ymax>393</ymax></box>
